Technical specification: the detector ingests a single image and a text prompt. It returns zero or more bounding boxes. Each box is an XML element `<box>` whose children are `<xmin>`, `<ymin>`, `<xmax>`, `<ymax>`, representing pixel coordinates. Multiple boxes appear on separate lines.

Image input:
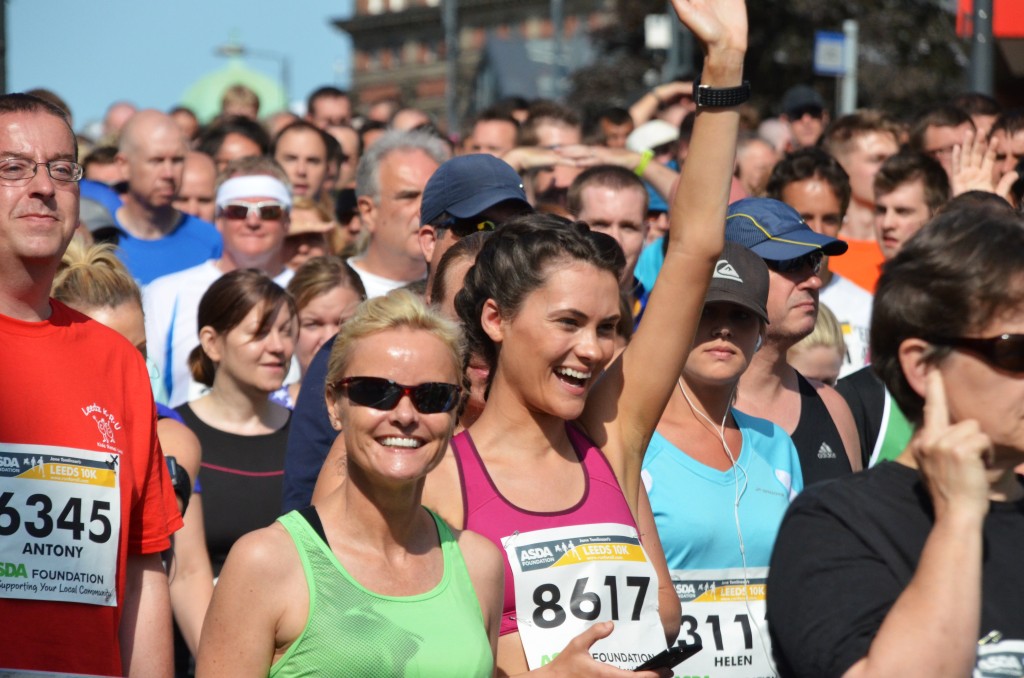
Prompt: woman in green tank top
<box><xmin>195</xmin><ymin>290</ymin><xmax>503</xmax><ymax>677</ymax></box>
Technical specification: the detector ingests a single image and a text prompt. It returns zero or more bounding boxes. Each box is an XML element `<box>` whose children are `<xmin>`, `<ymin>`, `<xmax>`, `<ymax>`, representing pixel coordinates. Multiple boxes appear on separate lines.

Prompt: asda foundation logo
<box><xmin>0</xmin><ymin>562</ymin><xmax>28</xmax><ymax>578</ymax></box>
<box><xmin>519</xmin><ymin>546</ymin><xmax>554</xmax><ymax>564</ymax></box>
<box><xmin>0</xmin><ymin>456</ymin><xmax>18</xmax><ymax>469</ymax></box>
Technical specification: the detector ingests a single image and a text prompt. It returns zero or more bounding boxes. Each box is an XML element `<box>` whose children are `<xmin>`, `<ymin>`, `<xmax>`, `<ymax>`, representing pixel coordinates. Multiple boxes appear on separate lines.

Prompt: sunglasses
<box><xmin>220</xmin><ymin>201</ymin><xmax>287</xmax><ymax>221</ymax></box>
<box><xmin>765</xmin><ymin>251</ymin><xmax>823</xmax><ymax>276</ymax></box>
<box><xmin>927</xmin><ymin>334</ymin><xmax>1024</xmax><ymax>373</ymax></box>
<box><xmin>442</xmin><ymin>219</ymin><xmax>496</xmax><ymax>239</ymax></box>
<box><xmin>333</xmin><ymin>376</ymin><xmax>462</xmax><ymax>414</ymax></box>
<box><xmin>788</xmin><ymin>105</ymin><xmax>825</xmax><ymax>120</ymax></box>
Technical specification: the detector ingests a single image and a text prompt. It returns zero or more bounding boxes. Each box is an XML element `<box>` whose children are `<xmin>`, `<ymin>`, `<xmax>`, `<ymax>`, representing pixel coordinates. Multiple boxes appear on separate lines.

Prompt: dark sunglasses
<box><xmin>788</xmin><ymin>105</ymin><xmax>825</xmax><ymax>120</ymax></box>
<box><xmin>220</xmin><ymin>201</ymin><xmax>287</xmax><ymax>221</ymax></box>
<box><xmin>442</xmin><ymin>219</ymin><xmax>496</xmax><ymax>239</ymax></box>
<box><xmin>333</xmin><ymin>376</ymin><xmax>462</xmax><ymax>414</ymax></box>
<box><xmin>927</xmin><ymin>334</ymin><xmax>1024</xmax><ymax>373</ymax></box>
<box><xmin>765</xmin><ymin>251</ymin><xmax>823</xmax><ymax>276</ymax></box>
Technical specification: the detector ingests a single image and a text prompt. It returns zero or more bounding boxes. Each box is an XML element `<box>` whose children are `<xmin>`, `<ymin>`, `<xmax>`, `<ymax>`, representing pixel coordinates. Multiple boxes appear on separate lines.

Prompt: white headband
<box><xmin>216</xmin><ymin>175</ymin><xmax>292</xmax><ymax>209</ymax></box>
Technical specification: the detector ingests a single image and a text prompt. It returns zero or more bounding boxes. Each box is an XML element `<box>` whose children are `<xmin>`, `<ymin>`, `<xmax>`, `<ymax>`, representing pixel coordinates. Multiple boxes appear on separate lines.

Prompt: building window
<box><xmin>367</xmin><ymin>0</ymin><xmax>384</xmax><ymax>13</ymax></box>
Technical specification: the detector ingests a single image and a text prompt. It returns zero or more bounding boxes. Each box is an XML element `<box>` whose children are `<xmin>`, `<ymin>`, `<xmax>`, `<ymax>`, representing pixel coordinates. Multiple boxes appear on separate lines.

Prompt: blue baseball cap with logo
<box><xmin>725</xmin><ymin>197</ymin><xmax>848</xmax><ymax>261</ymax></box>
<box><xmin>420</xmin><ymin>154</ymin><xmax>529</xmax><ymax>227</ymax></box>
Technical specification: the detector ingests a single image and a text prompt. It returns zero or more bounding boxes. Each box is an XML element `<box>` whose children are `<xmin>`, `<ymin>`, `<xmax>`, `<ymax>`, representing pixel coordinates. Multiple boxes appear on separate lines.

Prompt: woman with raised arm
<box><xmin>196</xmin><ymin>290</ymin><xmax>504</xmax><ymax>676</ymax></box>
<box><xmin>420</xmin><ymin>1</ymin><xmax>749</xmax><ymax>673</ymax></box>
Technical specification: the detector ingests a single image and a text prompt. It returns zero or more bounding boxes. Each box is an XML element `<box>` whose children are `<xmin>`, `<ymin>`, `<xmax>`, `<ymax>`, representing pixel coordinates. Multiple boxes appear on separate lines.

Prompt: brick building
<box><xmin>333</xmin><ymin>0</ymin><xmax>610</xmax><ymax>134</ymax></box>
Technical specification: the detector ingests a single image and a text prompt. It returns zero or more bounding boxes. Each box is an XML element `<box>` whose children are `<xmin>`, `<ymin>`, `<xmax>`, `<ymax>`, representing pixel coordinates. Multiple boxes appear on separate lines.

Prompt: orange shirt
<box><xmin>830</xmin><ymin>238</ymin><xmax>885</xmax><ymax>293</ymax></box>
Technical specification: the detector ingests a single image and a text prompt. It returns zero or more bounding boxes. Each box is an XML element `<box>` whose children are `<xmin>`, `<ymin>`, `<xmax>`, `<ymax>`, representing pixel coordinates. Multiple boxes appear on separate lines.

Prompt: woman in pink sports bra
<box><xmin>420</xmin><ymin>1</ymin><xmax>749</xmax><ymax>673</ymax></box>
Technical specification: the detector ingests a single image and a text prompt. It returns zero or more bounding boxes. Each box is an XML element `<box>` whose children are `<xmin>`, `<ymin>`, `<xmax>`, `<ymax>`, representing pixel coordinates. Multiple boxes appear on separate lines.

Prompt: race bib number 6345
<box><xmin>0</xmin><ymin>443</ymin><xmax>121</xmax><ymax>607</ymax></box>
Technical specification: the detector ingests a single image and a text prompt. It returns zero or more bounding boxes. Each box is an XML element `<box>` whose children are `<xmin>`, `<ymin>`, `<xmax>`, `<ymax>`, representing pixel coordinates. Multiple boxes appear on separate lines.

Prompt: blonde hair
<box><xmin>221</xmin><ymin>84</ymin><xmax>260</xmax><ymax>114</ymax></box>
<box><xmin>803</xmin><ymin>303</ymin><xmax>845</xmax><ymax>353</ymax></box>
<box><xmin>51</xmin><ymin>240</ymin><xmax>141</xmax><ymax>312</ymax></box>
<box><xmin>325</xmin><ymin>289</ymin><xmax>464</xmax><ymax>397</ymax></box>
<box><xmin>789</xmin><ymin>302</ymin><xmax>846</xmax><ymax>363</ymax></box>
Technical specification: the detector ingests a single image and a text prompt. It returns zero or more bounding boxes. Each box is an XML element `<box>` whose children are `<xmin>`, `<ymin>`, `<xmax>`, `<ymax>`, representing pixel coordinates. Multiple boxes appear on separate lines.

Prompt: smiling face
<box><xmin>489</xmin><ymin>260</ymin><xmax>620</xmax><ymax>421</ymax></box>
<box><xmin>0</xmin><ymin>110</ymin><xmax>79</xmax><ymax>271</ymax></box>
<box><xmin>205</xmin><ymin>302</ymin><xmax>296</xmax><ymax>395</ymax></box>
<box><xmin>328</xmin><ymin>327</ymin><xmax>460</xmax><ymax>485</ymax></box>
<box><xmin>216</xmin><ymin>194</ymin><xmax>291</xmax><ymax>270</ymax></box>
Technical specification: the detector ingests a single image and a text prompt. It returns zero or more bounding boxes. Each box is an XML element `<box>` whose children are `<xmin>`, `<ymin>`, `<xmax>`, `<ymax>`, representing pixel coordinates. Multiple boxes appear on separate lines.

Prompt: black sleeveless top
<box><xmin>789</xmin><ymin>373</ymin><xmax>852</xmax><ymax>486</ymax></box>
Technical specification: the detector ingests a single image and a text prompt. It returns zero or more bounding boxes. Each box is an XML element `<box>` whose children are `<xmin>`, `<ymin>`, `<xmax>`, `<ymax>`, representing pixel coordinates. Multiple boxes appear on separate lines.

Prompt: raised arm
<box><xmin>584</xmin><ymin>0</ymin><xmax>748</xmax><ymax>502</ymax></box>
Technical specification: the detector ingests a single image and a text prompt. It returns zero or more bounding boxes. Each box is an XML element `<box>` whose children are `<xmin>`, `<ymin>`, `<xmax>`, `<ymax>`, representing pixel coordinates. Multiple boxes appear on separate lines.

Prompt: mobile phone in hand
<box><xmin>633</xmin><ymin>642</ymin><xmax>702</xmax><ymax>672</ymax></box>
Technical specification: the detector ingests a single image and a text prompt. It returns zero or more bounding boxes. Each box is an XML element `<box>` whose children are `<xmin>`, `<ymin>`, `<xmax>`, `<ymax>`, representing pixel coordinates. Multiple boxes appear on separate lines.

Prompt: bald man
<box><xmin>113</xmin><ymin>110</ymin><xmax>221</xmax><ymax>283</ymax></box>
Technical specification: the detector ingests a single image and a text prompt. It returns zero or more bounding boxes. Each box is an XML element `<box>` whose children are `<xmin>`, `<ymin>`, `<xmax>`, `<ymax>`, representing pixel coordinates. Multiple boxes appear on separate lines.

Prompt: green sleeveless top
<box><xmin>269</xmin><ymin>508</ymin><xmax>493</xmax><ymax>678</ymax></box>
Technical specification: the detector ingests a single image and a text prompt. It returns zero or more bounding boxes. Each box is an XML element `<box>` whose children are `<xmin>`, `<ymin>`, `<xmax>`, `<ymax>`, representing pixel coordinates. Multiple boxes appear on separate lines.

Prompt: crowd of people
<box><xmin>3</xmin><ymin>0</ymin><xmax>1024</xmax><ymax>675</ymax></box>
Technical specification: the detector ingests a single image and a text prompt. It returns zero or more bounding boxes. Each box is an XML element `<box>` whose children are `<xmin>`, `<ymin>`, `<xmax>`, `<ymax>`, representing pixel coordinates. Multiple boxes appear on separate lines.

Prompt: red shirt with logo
<box><xmin>0</xmin><ymin>300</ymin><xmax>182</xmax><ymax>676</ymax></box>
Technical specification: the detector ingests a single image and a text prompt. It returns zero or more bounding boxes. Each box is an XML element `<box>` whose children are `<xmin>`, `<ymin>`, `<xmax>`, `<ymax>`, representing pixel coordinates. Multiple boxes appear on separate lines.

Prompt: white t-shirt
<box><xmin>143</xmin><ymin>260</ymin><xmax>294</xmax><ymax>407</ymax></box>
<box><xmin>347</xmin><ymin>257</ymin><xmax>422</xmax><ymax>299</ymax></box>
<box><xmin>820</xmin><ymin>273</ymin><xmax>874</xmax><ymax>378</ymax></box>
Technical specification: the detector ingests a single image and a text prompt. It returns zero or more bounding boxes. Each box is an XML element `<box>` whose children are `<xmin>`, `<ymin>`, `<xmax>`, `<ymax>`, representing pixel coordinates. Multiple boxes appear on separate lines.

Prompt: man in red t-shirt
<box><xmin>0</xmin><ymin>93</ymin><xmax>182</xmax><ymax>676</ymax></box>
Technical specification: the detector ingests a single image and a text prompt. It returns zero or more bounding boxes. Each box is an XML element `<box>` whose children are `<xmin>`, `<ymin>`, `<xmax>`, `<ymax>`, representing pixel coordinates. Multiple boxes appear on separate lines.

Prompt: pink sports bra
<box><xmin>451</xmin><ymin>422</ymin><xmax>638</xmax><ymax>636</ymax></box>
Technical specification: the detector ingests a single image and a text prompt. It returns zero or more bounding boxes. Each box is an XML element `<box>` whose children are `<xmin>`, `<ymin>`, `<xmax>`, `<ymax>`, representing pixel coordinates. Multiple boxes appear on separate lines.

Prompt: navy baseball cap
<box><xmin>725</xmin><ymin>198</ymin><xmax>848</xmax><ymax>261</ymax></box>
<box><xmin>420</xmin><ymin>154</ymin><xmax>529</xmax><ymax>227</ymax></box>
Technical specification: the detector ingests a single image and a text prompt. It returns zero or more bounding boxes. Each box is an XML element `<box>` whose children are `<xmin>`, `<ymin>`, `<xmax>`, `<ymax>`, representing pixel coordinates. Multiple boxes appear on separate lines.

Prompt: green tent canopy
<box><xmin>180</xmin><ymin>58</ymin><xmax>287</xmax><ymax>123</ymax></box>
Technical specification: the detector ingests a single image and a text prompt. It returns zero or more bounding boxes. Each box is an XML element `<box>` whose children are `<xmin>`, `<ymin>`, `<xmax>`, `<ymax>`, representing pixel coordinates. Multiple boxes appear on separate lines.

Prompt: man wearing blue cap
<box><xmin>726</xmin><ymin>197</ymin><xmax>863</xmax><ymax>485</ymax></box>
<box><xmin>418</xmin><ymin>153</ymin><xmax>532</xmax><ymax>297</ymax></box>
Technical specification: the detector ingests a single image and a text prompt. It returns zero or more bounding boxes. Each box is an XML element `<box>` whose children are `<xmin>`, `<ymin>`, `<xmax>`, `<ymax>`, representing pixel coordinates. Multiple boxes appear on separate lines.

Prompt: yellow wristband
<box><xmin>634</xmin><ymin>149</ymin><xmax>654</xmax><ymax>177</ymax></box>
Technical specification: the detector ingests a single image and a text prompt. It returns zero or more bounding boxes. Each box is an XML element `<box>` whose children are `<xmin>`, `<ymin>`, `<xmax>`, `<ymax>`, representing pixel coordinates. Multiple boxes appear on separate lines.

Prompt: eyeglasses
<box><xmin>219</xmin><ymin>201</ymin><xmax>287</xmax><ymax>221</ymax></box>
<box><xmin>332</xmin><ymin>376</ymin><xmax>462</xmax><ymax>414</ymax></box>
<box><xmin>441</xmin><ymin>218</ymin><xmax>496</xmax><ymax>239</ymax></box>
<box><xmin>765</xmin><ymin>251</ymin><xmax>823</xmax><ymax>276</ymax></box>
<box><xmin>927</xmin><ymin>334</ymin><xmax>1024</xmax><ymax>373</ymax></box>
<box><xmin>0</xmin><ymin>158</ymin><xmax>83</xmax><ymax>183</ymax></box>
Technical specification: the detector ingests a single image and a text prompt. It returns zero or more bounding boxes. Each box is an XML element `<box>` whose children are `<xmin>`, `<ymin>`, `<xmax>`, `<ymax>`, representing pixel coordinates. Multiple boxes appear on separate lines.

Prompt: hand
<box><xmin>913</xmin><ymin>370</ymin><xmax>992</xmax><ymax>523</ymax></box>
<box><xmin>653</xmin><ymin>81</ymin><xmax>694</xmax><ymax>105</ymax></box>
<box><xmin>555</xmin><ymin>145</ymin><xmax>639</xmax><ymax>170</ymax></box>
<box><xmin>536</xmin><ymin>622</ymin><xmax>671</xmax><ymax>678</ymax></box>
<box><xmin>669</xmin><ymin>0</ymin><xmax>747</xmax><ymax>56</ymax></box>
<box><xmin>502</xmin><ymin>146</ymin><xmax>570</xmax><ymax>172</ymax></box>
<box><xmin>951</xmin><ymin>131</ymin><xmax>1020</xmax><ymax>202</ymax></box>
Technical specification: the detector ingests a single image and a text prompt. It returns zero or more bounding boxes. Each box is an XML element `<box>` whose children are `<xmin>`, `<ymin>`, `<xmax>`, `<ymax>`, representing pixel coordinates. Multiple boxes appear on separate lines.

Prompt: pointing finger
<box><xmin>922</xmin><ymin>368</ymin><xmax>951</xmax><ymax>437</ymax></box>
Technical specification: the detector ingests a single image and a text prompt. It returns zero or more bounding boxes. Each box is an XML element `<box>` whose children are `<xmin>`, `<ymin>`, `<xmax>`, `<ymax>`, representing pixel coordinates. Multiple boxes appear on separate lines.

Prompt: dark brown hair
<box><xmin>189</xmin><ymin>269</ymin><xmax>297</xmax><ymax>386</ymax></box>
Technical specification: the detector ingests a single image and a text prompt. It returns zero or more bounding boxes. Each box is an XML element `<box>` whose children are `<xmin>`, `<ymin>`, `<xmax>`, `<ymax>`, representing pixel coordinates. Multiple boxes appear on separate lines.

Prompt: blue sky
<box><xmin>8</xmin><ymin>0</ymin><xmax>355</xmax><ymax>133</ymax></box>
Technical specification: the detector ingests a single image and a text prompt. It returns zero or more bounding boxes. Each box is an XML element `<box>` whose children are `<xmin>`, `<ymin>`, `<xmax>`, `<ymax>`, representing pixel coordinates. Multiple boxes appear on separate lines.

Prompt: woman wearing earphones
<box><xmin>642</xmin><ymin>241</ymin><xmax>802</xmax><ymax>675</ymax></box>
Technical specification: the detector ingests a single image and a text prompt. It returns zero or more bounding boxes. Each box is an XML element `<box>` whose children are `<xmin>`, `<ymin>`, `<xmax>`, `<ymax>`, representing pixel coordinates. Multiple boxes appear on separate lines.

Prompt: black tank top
<box><xmin>789</xmin><ymin>373</ymin><xmax>852</xmax><ymax>486</ymax></box>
